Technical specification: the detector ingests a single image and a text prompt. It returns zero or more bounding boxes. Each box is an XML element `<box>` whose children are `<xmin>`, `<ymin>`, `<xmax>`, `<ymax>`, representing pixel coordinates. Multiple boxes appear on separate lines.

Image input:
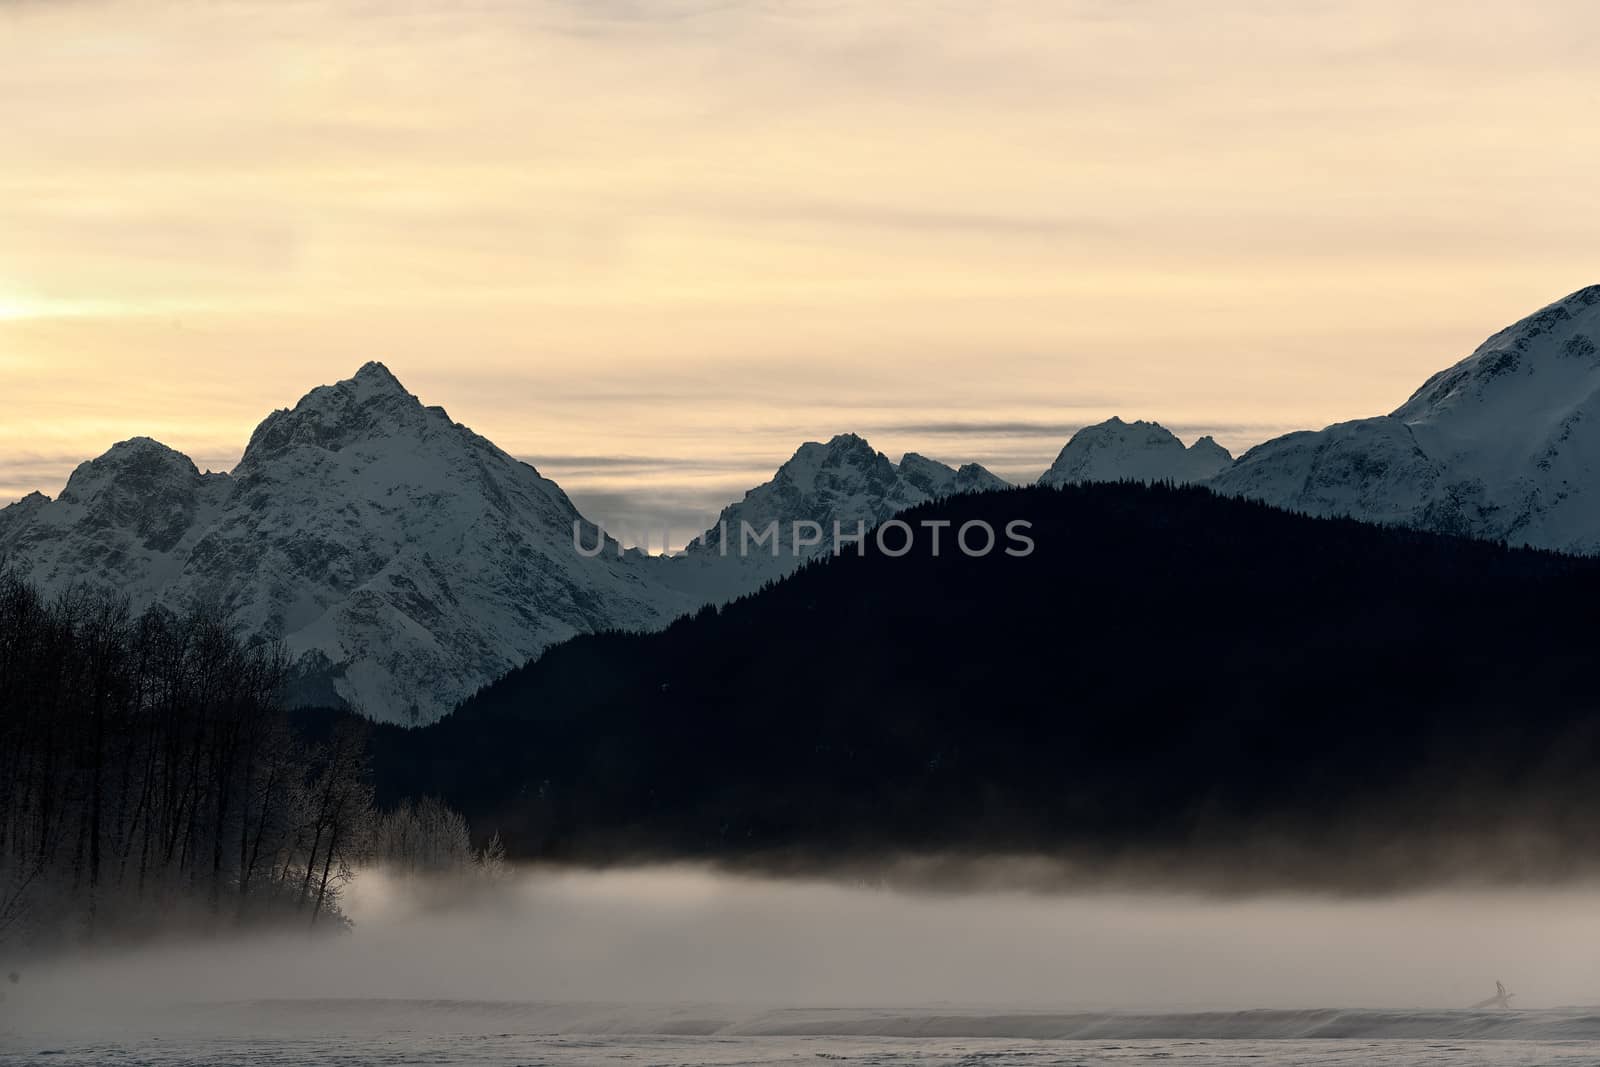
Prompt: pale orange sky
<box><xmin>3</xmin><ymin>0</ymin><xmax>1597</xmax><ymax>543</ymax></box>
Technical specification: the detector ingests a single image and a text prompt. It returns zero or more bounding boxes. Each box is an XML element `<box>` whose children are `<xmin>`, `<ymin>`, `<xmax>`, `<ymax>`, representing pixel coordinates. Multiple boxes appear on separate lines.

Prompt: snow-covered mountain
<box><xmin>30</xmin><ymin>282</ymin><xmax>1599</xmax><ymax>724</ymax></box>
<box><xmin>664</xmin><ymin>434</ymin><xmax>1009</xmax><ymax>595</ymax></box>
<box><xmin>0</xmin><ymin>370</ymin><xmax>1017</xmax><ymax>723</ymax></box>
<box><xmin>0</xmin><ymin>363</ymin><xmax>690</xmax><ymax>724</ymax></box>
<box><xmin>0</xmin><ymin>438</ymin><xmax>233</xmax><ymax>605</ymax></box>
<box><xmin>898</xmin><ymin>451</ymin><xmax>1012</xmax><ymax>498</ymax></box>
<box><xmin>689</xmin><ymin>434</ymin><xmax>1009</xmax><ymax>559</ymax></box>
<box><xmin>1212</xmin><ymin>284</ymin><xmax>1600</xmax><ymax>553</ymax></box>
<box><xmin>1038</xmin><ymin>418</ymin><xmax>1233</xmax><ymax>487</ymax></box>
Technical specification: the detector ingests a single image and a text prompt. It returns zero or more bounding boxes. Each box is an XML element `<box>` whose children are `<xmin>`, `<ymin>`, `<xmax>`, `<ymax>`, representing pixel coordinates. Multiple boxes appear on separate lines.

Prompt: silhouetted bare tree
<box><xmin>0</xmin><ymin>572</ymin><xmax>384</xmax><ymax>948</ymax></box>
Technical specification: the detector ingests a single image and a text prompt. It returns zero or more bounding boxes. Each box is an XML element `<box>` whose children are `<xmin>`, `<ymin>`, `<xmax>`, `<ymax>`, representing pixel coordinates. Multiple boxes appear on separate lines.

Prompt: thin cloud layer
<box><xmin>3</xmin><ymin>0</ymin><xmax>1597</xmax><ymax>512</ymax></box>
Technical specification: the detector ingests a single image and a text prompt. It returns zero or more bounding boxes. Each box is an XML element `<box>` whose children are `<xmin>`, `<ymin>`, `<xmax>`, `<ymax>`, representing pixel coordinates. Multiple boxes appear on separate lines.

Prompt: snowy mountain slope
<box><xmin>1211</xmin><ymin>284</ymin><xmax>1600</xmax><ymax>553</ymax></box>
<box><xmin>898</xmin><ymin>452</ymin><xmax>1011</xmax><ymax>497</ymax></box>
<box><xmin>0</xmin><ymin>491</ymin><xmax>47</xmax><ymax>555</ymax></box>
<box><xmin>0</xmin><ymin>363</ymin><xmax>691</xmax><ymax>724</ymax></box>
<box><xmin>1038</xmin><ymin>418</ymin><xmax>1233</xmax><ymax>487</ymax></box>
<box><xmin>661</xmin><ymin>434</ymin><xmax>1011</xmax><ymax>596</ymax></box>
<box><xmin>687</xmin><ymin>434</ymin><xmax>1010</xmax><ymax>559</ymax></box>
<box><xmin>0</xmin><ymin>438</ymin><xmax>233</xmax><ymax>604</ymax></box>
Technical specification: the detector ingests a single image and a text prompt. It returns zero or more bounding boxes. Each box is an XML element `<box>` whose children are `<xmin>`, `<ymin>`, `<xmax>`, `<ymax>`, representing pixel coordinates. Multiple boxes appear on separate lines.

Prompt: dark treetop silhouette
<box><xmin>365</xmin><ymin>482</ymin><xmax>1600</xmax><ymax>892</ymax></box>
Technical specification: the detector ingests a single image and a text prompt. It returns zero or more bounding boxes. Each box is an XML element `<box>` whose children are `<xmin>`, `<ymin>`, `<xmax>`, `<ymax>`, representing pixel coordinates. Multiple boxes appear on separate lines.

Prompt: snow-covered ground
<box><xmin>6</xmin><ymin>1007</ymin><xmax>1600</xmax><ymax>1065</ymax></box>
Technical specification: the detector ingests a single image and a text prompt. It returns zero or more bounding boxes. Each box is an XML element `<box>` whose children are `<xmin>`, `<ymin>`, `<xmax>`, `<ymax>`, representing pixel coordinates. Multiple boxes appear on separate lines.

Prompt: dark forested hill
<box><xmin>368</xmin><ymin>483</ymin><xmax>1600</xmax><ymax>890</ymax></box>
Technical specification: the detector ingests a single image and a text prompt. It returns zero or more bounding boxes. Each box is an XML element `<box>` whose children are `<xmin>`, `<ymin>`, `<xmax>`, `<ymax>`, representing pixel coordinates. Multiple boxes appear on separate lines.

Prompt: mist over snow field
<box><xmin>6</xmin><ymin>866</ymin><xmax>1600</xmax><ymax>1064</ymax></box>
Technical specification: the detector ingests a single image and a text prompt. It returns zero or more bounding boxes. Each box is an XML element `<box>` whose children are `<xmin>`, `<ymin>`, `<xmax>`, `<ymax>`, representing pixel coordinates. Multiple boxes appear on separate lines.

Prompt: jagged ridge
<box><xmin>0</xmin><ymin>373</ymin><xmax>1010</xmax><ymax>723</ymax></box>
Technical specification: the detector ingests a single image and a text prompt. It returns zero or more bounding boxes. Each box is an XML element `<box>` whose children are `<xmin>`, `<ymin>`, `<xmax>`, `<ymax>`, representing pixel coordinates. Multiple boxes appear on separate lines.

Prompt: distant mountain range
<box><xmin>4</xmin><ymin>284</ymin><xmax>1598</xmax><ymax>722</ymax></box>
<box><xmin>0</xmin><ymin>366</ymin><xmax>1009</xmax><ymax>722</ymax></box>
<box><xmin>667</xmin><ymin>433</ymin><xmax>1008</xmax><ymax>598</ymax></box>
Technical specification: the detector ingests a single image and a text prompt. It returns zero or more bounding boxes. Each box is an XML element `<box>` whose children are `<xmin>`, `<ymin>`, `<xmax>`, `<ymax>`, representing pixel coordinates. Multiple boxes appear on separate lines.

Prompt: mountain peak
<box><xmin>771</xmin><ymin>433</ymin><xmax>897</xmax><ymax>490</ymax></box>
<box><xmin>63</xmin><ymin>437</ymin><xmax>200</xmax><ymax>491</ymax></box>
<box><xmin>898</xmin><ymin>452</ymin><xmax>1010</xmax><ymax>496</ymax></box>
<box><xmin>240</xmin><ymin>363</ymin><xmax>434</xmax><ymax>465</ymax></box>
<box><xmin>0</xmin><ymin>490</ymin><xmax>51</xmax><ymax>543</ymax></box>
<box><xmin>1040</xmin><ymin>418</ymin><xmax>1233</xmax><ymax>487</ymax></box>
<box><xmin>105</xmin><ymin>435</ymin><xmax>189</xmax><ymax>458</ymax></box>
<box><xmin>354</xmin><ymin>358</ymin><xmax>398</xmax><ymax>379</ymax></box>
<box><xmin>684</xmin><ymin>433</ymin><xmax>1009</xmax><ymax>570</ymax></box>
<box><xmin>36</xmin><ymin>437</ymin><xmax>224</xmax><ymax>557</ymax></box>
<box><xmin>350</xmin><ymin>360</ymin><xmax>409</xmax><ymax>395</ymax></box>
<box><xmin>821</xmin><ymin>432</ymin><xmax>878</xmax><ymax>462</ymax></box>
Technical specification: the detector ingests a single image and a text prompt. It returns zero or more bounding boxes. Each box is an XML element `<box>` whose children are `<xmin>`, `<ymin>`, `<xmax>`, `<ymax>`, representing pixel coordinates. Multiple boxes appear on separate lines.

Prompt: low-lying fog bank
<box><xmin>4</xmin><ymin>865</ymin><xmax>1600</xmax><ymax>1045</ymax></box>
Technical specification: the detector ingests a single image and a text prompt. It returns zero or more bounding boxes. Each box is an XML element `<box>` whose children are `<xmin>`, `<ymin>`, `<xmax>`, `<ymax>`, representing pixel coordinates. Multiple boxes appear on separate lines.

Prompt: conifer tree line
<box><xmin>0</xmin><ymin>571</ymin><xmax>488</xmax><ymax>950</ymax></box>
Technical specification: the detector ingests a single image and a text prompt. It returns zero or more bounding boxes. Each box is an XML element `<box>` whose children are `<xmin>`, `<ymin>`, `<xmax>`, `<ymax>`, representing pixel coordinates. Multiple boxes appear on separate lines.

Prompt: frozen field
<box><xmin>6</xmin><ymin>1001</ymin><xmax>1600</xmax><ymax>1065</ymax></box>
